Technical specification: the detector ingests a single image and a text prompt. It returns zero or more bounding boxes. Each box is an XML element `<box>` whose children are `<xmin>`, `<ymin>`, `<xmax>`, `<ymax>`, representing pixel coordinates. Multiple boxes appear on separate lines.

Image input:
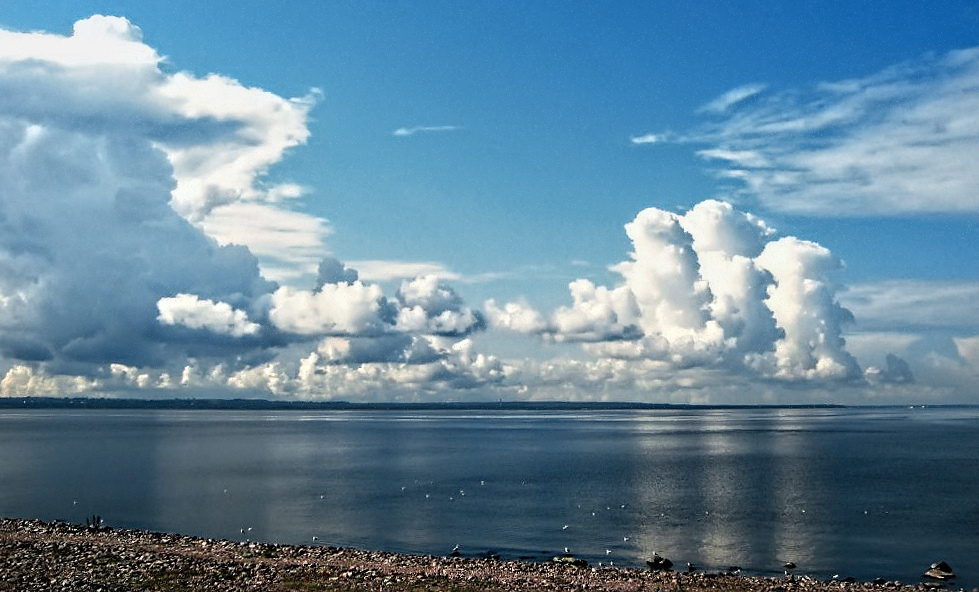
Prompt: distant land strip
<box><xmin>0</xmin><ymin>396</ymin><xmax>869</xmax><ymax>411</ymax></box>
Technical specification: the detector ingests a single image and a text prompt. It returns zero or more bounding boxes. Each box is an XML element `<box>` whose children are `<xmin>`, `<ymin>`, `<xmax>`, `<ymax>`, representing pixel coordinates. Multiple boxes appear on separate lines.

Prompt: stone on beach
<box><xmin>923</xmin><ymin>561</ymin><xmax>954</xmax><ymax>581</ymax></box>
<box><xmin>646</xmin><ymin>552</ymin><xmax>673</xmax><ymax>570</ymax></box>
<box><xmin>0</xmin><ymin>518</ymin><xmax>973</xmax><ymax>592</ymax></box>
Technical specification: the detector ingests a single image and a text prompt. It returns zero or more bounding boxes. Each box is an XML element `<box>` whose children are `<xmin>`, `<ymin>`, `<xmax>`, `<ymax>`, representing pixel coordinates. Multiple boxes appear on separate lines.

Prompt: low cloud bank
<box><xmin>488</xmin><ymin>200</ymin><xmax>867</xmax><ymax>381</ymax></box>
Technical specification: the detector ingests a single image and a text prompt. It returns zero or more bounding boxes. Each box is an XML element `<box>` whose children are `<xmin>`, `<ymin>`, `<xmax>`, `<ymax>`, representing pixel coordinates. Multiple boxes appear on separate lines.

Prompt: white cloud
<box><xmin>392</xmin><ymin>125</ymin><xmax>460</xmax><ymax>137</ymax></box>
<box><xmin>753</xmin><ymin>237</ymin><xmax>860</xmax><ymax>379</ymax></box>
<box><xmin>840</xmin><ymin>280</ymin><xmax>979</xmax><ymax>333</ymax></box>
<box><xmin>698</xmin><ymin>83</ymin><xmax>766</xmax><ymax>114</ymax></box>
<box><xmin>0</xmin><ymin>16</ymin><xmax>491</xmax><ymax>393</ymax></box>
<box><xmin>551</xmin><ymin>280</ymin><xmax>641</xmax><ymax>343</ymax></box>
<box><xmin>484</xmin><ymin>299</ymin><xmax>551</xmax><ymax>334</ymax></box>
<box><xmin>489</xmin><ymin>200</ymin><xmax>861</xmax><ymax>381</ymax></box>
<box><xmin>200</xmin><ymin>201</ymin><xmax>332</xmax><ymax>286</ymax></box>
<box><xmin>394</xmin><ymin>275</ymin><xmax>486</xmax><ymax>336</ymax></box>
<box><xmin>0</xmin><ymin>16</ymin><xmax>317</xmax><ymax>372</ymax></box>
<box><xmin>157</xmin><ymin>294</ymin><xmax>260</xmax><ymax>337</ymax></box>
<box><xmin>269</xmin><ymin>282</ymin><xmax>390</xmax><ymax>336</ymax></box>
<box><xmin>692</xmin><ymin>48</ymin><xmax>979</xmax><ymax>215</ymax></box>
<box><xmin>630</xmin><ymin>133</ymin><xmax>666</xmax><ymax>145</ymax></box>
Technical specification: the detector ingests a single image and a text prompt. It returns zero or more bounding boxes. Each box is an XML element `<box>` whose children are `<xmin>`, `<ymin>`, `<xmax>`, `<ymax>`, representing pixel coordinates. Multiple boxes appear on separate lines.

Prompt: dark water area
<box><xmin>0</xmin><ymin>406</ymin><xmax>977</xmax><ymax>587</ymax></box>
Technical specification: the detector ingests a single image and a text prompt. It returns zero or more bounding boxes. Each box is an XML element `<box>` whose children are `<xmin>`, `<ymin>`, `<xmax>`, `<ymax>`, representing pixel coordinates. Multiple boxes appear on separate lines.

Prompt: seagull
<box><xmin>312</xmin><ymin>536</ymin><xmax>318</xmax><ymax>541</ymax></box>
<box><xmin>562</xmin><ymin>525</ymin><xmax>569</xmax><ymax>530</ymax></box>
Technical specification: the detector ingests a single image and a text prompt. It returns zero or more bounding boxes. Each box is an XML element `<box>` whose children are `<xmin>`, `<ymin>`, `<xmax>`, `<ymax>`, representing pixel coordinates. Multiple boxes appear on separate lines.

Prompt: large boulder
<box><xmin>923</xmin><ymin>561</ymin><xmax>954</xmax><ymax>581</ymax></box>
<box><xmin>646</xmin><ymin>553</ymin><xmax>673</xmax><ymax>570</ymax></box>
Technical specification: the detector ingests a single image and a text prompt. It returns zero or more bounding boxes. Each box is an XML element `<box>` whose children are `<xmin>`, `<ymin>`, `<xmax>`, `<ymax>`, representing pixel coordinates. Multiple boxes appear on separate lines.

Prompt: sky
<box><xmin>0</xmin><ymin>1</ymin><xmax>977</xmax><ymax>403</ymax></box>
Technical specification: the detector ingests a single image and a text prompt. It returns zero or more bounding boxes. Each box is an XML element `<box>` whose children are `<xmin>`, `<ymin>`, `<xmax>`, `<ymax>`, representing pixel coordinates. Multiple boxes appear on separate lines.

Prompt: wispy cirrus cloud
<box><xmin>839</xmin><ymin>280</ymin><xmax>979</xmax><ymax>333</ymax></box>
<box><xmin>689</xmin><ymin>48</ymin><xmax>979</xmax><ymax>216</ymax></box>
<box><xmin>698</xmin><ymin>83</ymin><xmax>766</xmax><ymax>114</ymax></box>
<box><xmin>392</xmin><ymin>125</ymin><xmax>461</xmax><ymax>137</ymax></box>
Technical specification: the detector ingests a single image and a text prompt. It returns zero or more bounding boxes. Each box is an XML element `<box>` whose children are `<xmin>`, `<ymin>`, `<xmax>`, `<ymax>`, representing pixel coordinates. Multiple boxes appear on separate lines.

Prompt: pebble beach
<box><xmin>1</xmin><ymin>518</ymin><xmax>971</xmax><ymax>592</ymax></box>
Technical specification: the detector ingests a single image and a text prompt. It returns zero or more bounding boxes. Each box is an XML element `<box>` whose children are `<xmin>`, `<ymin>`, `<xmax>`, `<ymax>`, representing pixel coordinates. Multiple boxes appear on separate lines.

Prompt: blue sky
<box><xmin>0</xmin><ymin>2</ymin><xmax>977</xmax><ymax>402</ymax></box>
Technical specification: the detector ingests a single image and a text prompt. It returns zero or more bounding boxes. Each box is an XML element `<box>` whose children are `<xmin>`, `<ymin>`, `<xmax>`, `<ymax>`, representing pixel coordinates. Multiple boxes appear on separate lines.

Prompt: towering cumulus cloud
<box><xmin>0</xmin><ymin>16</ymin><xmax>495</xmax><ymax>397</ymax></box>
<box><xmin>488</xmin><ymin>200</ymin><xmax>862</xmax><ymax>381</ymax></box>
<box><xmin>0</xmin><ymin>16</ymin><xmax>296</xmax><ymax>374</ymax></box>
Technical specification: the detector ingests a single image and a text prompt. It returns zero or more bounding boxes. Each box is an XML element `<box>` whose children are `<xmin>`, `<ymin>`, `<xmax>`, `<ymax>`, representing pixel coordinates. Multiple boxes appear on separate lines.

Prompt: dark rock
<box><xmin>646</xmin><ymin>553</ymin><xmax>673</xmax><ymax>570</ymax></box>
<box><xmin>924</xmin><ymin>561</ymin><xmax>955</xmax><ymax>581</ymax></box>
<box><xmin>728</xmin><ymin>566</ymin><xmax>742</xmax><ymax>574</ymax></box>
<box><xmin>874</xmin><ymin>577</ymin><xmax>888</xmax><ymax>585</ymax></box>
<box><xmin>551</xmin><ymin>555</ymin><xmax>588</xmax><ymax>567</ymax></box>
<box><xmin>783</xmin><ymin>562</ymin><xmax>796</xmax><ymax>569</ymax></box>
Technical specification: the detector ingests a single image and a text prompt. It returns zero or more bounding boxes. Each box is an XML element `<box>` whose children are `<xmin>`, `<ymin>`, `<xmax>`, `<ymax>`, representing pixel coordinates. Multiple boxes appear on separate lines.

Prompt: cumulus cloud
<box><xmin>157</xmin><ymin>294</ymin><xmax>260</xmax><ymax>338</ymax></box>
<box><xmin>268</xmin><ymin>282</ymin><xmax>392</xmax><ymax>337</ymax></box>
<box><xmin>485</xmin><ymin>299</ymin><xmax>551</xmax><ymax>334</ymax></box>
<box><xmin>753</xmin><ymin>237</ymin><xmax>859</xmax><ymax>379</ymax></box>
<box><xmin>394</xmin><ymin>275</ymin><xmax>486</xmax><ymax>337</ymax></box>
<box><xmin>691</xmin><ymin>48</ymin><xmax>979</xmax><ymax>215</ymax></box>
<box><xmin>491</xmin><ymin>200</ymin><xmax>862</xmax><ymax>381</ymax></box>
<box><xmin>0</xmin><ymin>16</ymin><xmax>491</xmax><ymax>397</ymax></box>
<box><xmin>0</xmin><ymin>15</ymin><xmax>321</xmax><ymax>373</ymax></box>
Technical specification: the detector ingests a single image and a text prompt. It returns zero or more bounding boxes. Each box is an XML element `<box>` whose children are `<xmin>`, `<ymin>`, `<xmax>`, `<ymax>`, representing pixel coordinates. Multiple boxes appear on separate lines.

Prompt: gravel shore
<box><xmin>0</xmin><ymin>518</ymin><xmax>967</xmax><ymax>592</ymax></box>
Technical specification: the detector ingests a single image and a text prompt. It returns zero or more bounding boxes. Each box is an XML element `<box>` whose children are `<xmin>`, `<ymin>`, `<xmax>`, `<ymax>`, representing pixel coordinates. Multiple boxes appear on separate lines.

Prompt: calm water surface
<box><xmin>0</xmin><ymin>406</ymin><xmax>977</xmax><ymax>586</ymax></box>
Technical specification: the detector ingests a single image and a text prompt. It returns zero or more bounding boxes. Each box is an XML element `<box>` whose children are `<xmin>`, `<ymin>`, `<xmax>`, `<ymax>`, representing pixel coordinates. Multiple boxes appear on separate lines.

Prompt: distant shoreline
<box><xmin>0</xmin><ymin>395</ymin><xmax>861</xmax><ymax>411</ymax></box>
<box><xmin>0</xmin><ymin>518</ymin><xmax>958</xmax><ymax>592</ymax></box>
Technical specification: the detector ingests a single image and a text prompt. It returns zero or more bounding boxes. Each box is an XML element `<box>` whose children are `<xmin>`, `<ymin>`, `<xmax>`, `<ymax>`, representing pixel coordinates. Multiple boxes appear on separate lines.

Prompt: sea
<box><xmin>0</xmin><ymin>403</ymin><xmax>976</xmax><ymax>588</ymax></box>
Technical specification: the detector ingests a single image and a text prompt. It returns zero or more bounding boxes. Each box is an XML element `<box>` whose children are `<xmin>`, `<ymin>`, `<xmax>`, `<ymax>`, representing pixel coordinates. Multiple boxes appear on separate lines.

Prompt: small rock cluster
<box><xmin>0</xmin><ymin>518</ymin><xmax>972</xmax><ymax>592</ymax></box>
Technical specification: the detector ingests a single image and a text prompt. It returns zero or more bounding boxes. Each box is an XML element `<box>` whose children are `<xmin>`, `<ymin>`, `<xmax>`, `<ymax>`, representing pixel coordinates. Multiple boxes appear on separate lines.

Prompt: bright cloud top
<box><xmin>692</xmin><ymin>48</ymin><xmax>979</xmax><ymax>216</ymax></box>
<box><xmin>489</xmin><ymin>200</ymin><xmax>865</xmax><ymax>381</ymax></box>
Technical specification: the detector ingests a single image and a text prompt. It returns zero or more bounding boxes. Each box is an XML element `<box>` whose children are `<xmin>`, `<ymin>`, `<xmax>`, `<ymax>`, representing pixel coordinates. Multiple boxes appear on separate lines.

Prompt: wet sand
<box><xmin>0</xmin><ymin>518</ymin><xmax>964</xmax><ymax>592</ymax></box>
